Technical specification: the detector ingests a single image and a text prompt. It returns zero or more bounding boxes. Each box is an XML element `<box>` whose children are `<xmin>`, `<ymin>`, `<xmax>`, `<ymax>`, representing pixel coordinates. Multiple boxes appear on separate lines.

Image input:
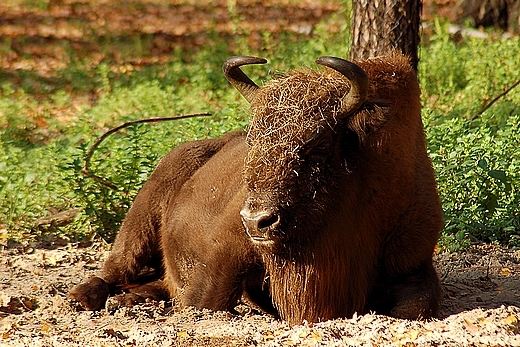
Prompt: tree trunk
<box><xmin>350</xmin><ymin>0</ymin><xmax>422</xmax><ymax>72</ymax></box>
<box><xmin>456</xmin><ymin>0</ymin><xmax>520</xmax><ymax>33</ymax></box>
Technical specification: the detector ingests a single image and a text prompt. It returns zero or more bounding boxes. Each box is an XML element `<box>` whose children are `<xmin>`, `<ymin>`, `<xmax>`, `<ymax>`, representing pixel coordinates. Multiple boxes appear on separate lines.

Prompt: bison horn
<box><xmin>223</xmin><ymin>56</ymin><xmax>268</xmax><ymax>103</ymax></box>
<box><xmin>316</xmin><ymin>56</ymin><xmax>369</xmax><ymax>117</ymax></box>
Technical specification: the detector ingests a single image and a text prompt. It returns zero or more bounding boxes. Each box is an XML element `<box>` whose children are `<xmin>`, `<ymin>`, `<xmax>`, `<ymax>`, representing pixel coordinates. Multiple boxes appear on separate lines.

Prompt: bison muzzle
<box><xmin>68</xmin><ymin>51</ymin><xmax>443</xmax><ymax>325</ymax></box>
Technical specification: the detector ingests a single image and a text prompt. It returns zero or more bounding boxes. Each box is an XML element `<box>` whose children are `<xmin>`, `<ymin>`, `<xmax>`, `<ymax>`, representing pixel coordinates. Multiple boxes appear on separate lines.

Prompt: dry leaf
<box><xmin>501</xmin><ymin>267</ymin><xmax>512</xmax><ymax>276</ymax></box>
<box><xmin>274</xmin><ymin>328</ymin><xmax>285</xmax><ymax>336</ymax></box>
<box><xmin>407</xmin><ymin>329</ymin><xmax>420</xmax><ymax>340</ymax></box>
<box><xmin>35</xmin><ymin>116</ymin><xmax>48</xmax><ymax>128</ymax></box>
<box><xmin>310</xmin><ymin>331</ymin><xmax>322</xmax><ymax>342</ymax></box>
<box><xmin>23</xmin><ymin>300</ymin><xmax>34</xmax><ymax>310</ymax></box>
<box><xmin>360</xmin><ymin>315</ymin><xmax>375</xmax><ymax>324</ymax></box>
<box><xmin>0</xmin><ymin>228</ymin><xmax>8</xmax><ymax>247</ymax></box>
<box><xmin>45</xmin><ymin>254</ymin><xmax>57</xmax><ymax>267</ymax></box>
<box><xmin>176</xmin><ymin>330</ymin><xmax>188</xmax><ymax>338</ymax></box>
<box><xmin>1</xmin><ymin>322</ymin><xmax>14</xmax><ymax>339</ymax></box>
<box><xmin>463</xmin><ymin>319</ymin><xmax>479</xmax><ymax>333</ymax></box>
<box><xmin>504</xmin><ymin>314</ymin><xmax>518</xmax><ymax>326</ymax></box>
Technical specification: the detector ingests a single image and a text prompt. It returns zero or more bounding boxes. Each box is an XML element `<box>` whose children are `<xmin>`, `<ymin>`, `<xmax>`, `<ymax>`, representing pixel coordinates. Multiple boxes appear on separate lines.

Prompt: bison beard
<box><xmin>68</xmin><ymin>51</ymin><xmax>443</xmax><ymax>326</ymax></box>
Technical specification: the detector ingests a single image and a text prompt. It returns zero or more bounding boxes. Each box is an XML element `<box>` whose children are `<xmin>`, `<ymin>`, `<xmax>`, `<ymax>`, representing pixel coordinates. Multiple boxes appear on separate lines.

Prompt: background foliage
<box><xmin>0</xmin><ymin>2</ymin><xmax>519</xmax><ymax>251</ymax></box>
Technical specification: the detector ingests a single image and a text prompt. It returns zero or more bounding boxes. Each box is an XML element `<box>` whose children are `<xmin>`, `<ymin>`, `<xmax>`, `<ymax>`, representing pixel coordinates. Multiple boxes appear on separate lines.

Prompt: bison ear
<box><xmin>345</xmin><ymin>100</ymin><xmax>390</xmax><ymax>142</ymax></box>
<box><xmin>223</xmin><ymin>56</ymin><xmax>268</xmax><ymax>103</ymax></box>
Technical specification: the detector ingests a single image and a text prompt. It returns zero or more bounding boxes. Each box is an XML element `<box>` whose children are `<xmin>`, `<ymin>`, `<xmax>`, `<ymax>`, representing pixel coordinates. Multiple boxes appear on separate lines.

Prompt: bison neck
<box><xmin>264</xmin><ymin>233</ymin><xmax>375</xmax><ymax>325</ymax></box>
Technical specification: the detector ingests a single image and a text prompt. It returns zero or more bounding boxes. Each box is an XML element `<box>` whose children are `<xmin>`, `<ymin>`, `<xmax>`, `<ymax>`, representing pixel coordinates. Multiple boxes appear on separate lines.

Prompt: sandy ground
<box><xmin>0</xmin><ymin>243</ymin><xmax>519</xmax><ymax>346</ymax></box>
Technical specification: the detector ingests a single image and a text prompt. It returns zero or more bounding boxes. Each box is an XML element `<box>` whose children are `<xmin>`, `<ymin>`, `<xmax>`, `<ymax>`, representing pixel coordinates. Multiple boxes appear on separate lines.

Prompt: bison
<box><xmin>68</xmin><ymin>51</ymin><xmax>443</xmax><ymax>325</ymax></box>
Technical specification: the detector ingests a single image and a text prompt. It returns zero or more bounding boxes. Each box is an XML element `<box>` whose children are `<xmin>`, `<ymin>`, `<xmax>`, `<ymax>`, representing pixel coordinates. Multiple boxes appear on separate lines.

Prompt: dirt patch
<box><xmin>0</xmin><ymin>244</ymin><xmax>519</xmax><ymax>346</ymax></box>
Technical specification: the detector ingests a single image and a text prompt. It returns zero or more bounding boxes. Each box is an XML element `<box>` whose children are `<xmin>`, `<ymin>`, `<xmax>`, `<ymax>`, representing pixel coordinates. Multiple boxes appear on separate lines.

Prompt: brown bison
<box><xmin>68</xmin><ymin>51</ymin><xmax>443</xmax><ymax>325</ymax></box>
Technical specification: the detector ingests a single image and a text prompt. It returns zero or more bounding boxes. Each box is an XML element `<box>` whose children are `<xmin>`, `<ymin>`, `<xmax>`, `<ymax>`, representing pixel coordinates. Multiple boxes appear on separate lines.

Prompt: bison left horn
<box><xmin>316</xmin><ymin>56</ymin><xmax>369</xmax><ymax>117</ymax></box>
<box><xmin>223</xmin><ymin>56</ymin><xmax>268</xmax><ymax>103</ymax></box>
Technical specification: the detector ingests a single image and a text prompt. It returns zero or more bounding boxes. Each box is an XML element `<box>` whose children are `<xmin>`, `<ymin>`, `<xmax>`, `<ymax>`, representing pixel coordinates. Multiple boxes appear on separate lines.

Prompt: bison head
<box><xmin>223</xmin><ymin>56</ymin><xmax>368</xmax><ymax>253</ymax></box>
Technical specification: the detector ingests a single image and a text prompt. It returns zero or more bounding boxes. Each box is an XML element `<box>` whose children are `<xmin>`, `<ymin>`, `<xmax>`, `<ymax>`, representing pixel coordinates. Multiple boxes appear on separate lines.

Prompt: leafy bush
<box><xmin>426</xmin><ymin>114</ymin><xmax>520</xmax><ymax>251</ymax></box>
<box><xmin>420</xmin><ymin>21</ymin><xmax>520</xmax><ymax>250</ymax></box>
<box><xmin>59</xmin><ymin>126</ymin><xmax>158</xmax><ymax>240</ymax></box>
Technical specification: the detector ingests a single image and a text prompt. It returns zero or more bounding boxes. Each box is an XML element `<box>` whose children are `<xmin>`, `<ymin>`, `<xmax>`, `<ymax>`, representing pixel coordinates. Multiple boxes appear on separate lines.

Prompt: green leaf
<box><xmin>488</xmin><ymin>170</ymin><xmax>508</xmax><ymax>184</ymax></box>
<box><xmin>456</xmin><ymin>230</ymin><xmax>466</xmax><ymax>241</ymax></box>
<box><xmin>477</xmin><ymin>159</ymin><xmax>487</xmax><ymax>170</ymax></box>
<box><xmin>485</xmin><ymin>193</ymin><xmax>499</xmax><ymax>214</ymax></box>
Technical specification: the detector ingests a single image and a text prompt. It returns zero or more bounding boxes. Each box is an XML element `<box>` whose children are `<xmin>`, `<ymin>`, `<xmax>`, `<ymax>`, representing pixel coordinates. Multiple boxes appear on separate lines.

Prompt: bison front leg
<box><xmin>367</xmin><ymin>260</ymin><xmax>441</xmax><ymax>319</ymax></box>
<box><xmin>161</xmin><ymin>229</ymin><xmax>270</xmax><ymax>315</ymax></box>
<box><xmin>68</xmin><ymin>190</ymin><xmax>164</xmax><ymax>310</ymax></box>
<box><xmin>68</xmin><ymin>167</ymin><xmax>173</xmax><ymax>310</ymax></box>
<box><xmin>178</xmin><ymin>265</ymin><xmax>275</xmax><ymax>316</ymax></box>
<box><xmin>67</xmin><ymin>276</ymin><xmax>110</xmax><ymax>311</ymax></box>
<box><xmin>387</xmin><ymin>261</ymin><xmax>440</xmax><ymax>319</ymax></box>
<box><xmin>163</xmin><ymin>254</ymin><xmax>252</xmax><ymax>314</ymax></box>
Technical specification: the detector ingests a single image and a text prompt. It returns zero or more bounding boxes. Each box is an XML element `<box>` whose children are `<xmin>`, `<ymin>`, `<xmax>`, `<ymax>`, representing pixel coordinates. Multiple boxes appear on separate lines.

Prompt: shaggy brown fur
<box><xmin>245</xmin><ymin>69</ymin><xmax>345</xmax><ymax>186</ymax></box>
<box><xmin>68</xmin><ymin>51</ymin><xmax>442</xmax><ymax>326</ymax></box>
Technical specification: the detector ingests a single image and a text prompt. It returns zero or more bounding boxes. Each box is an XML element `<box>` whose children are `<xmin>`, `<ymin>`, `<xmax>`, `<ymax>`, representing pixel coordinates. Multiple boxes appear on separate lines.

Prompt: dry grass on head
<box><xmin>244</xmin><ymin>68</ymin><xmax>351</xmax><ymax>187</ymax></box>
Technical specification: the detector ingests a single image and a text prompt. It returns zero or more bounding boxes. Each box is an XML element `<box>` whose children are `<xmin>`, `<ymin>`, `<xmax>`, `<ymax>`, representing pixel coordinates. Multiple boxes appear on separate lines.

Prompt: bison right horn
<box><xmin>223</xmin><ymin>56</ymin><xmax>268</xmax><ymax>103</ymax></box>
<box><xmin>316</xmin><ymin>56</ymin><xmax>369</xmax><ymax>117</ymax></box>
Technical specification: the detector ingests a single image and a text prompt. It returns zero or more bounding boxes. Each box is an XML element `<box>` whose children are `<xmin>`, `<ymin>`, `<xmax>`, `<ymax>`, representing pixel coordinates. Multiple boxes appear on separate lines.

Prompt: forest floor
<box><xmin>0</xmin><ymin>243</ymin><xmax>519</xmax><ymax>346</ymax></box>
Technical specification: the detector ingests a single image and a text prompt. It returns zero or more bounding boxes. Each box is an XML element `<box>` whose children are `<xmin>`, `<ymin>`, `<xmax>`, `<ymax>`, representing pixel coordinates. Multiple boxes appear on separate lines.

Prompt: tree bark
<box><xmin>350</xmin><ymin>0</ymin><xmax>422</xmax><ymax>72</ymax></box>
<box><xmin>456</xmin><ymin>0</ymin><xmax>520</xmax><ymax>33</ymax></box>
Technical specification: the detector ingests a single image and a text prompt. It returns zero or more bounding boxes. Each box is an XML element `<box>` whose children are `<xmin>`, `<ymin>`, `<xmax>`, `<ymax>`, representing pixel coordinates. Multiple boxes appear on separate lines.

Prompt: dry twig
<box><xmin>471</xmin><ymin>79</ymin><xmax>520</xmax><ymax>120</ymax></box>
<box><xmin>81</xmin><ymin>113</ymin><xmax>212</xmax><ymax>194</ymax></box>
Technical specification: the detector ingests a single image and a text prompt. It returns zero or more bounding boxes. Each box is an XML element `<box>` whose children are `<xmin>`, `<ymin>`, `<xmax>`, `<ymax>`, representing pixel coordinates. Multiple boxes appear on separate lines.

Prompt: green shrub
<box><xmin>420</xmin><ymin>21</ymin><xmax>520</xmax><ymax>250</ymax></box>
<box><xmin>425</xmin><ymin>114</ymin><xmax>520</xmax><ymax>251</ymax></box>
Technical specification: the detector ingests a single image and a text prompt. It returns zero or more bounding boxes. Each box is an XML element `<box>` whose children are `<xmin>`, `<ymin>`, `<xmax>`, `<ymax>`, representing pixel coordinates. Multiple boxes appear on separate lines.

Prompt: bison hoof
<box><xmin>67</xmin><ymin>276</ymin><xmax>110</xmax><ymax>311</ymax></box>
<box><xmin>390</xmin><ymin>295</ymin><xmax>437</xmax><ymax>320</ymax></box>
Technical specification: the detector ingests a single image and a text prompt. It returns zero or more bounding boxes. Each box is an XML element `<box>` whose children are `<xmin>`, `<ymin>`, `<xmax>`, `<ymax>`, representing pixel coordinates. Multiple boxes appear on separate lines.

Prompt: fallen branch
<box><xmin>471</xmin><ymin>79</ymin><xmax>520</xmax><ymax>120</ymax></box>
<box><xmin>81</xmin><ymin>113</ymin><xmax>212</xmax><ymax>194</ymax></box>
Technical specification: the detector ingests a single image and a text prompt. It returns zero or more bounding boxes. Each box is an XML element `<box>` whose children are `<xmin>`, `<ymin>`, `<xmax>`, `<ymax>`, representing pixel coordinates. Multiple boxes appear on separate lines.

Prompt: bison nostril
<box><xmin>257</xmin><ymin>214</ymin><xmax>280</xmax><ymax>230</ymax></box>
<box><xmin>240</xmin><ymin>209</ymin><xmax>280</xmax><ymax>240</ymax></box>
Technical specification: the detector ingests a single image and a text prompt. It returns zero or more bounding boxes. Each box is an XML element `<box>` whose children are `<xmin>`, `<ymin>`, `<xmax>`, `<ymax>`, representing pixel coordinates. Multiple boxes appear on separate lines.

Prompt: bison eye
<box><xmin>302</xmin><ymin>135</ymin><xmax>332</xmax><ymax>160</ymax></box>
